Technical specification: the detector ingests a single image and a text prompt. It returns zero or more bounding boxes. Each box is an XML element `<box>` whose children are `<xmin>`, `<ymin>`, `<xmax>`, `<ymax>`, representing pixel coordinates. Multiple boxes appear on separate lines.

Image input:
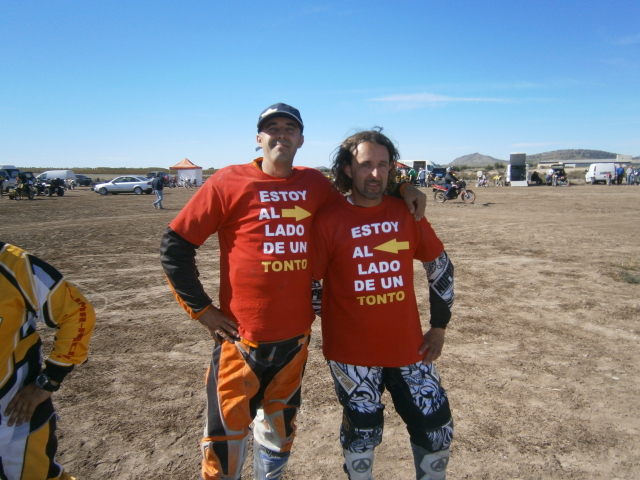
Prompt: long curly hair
<box><xmin>331</xmin><ymin>128</ymin><xmax>399</xmax><ymax>195</ymax></box>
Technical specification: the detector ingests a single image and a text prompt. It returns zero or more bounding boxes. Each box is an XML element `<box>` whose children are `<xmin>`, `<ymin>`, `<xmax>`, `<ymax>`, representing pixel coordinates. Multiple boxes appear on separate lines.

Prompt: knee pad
<box><xmin>253</xmin><ymin>407</ymin><xmax>295</xmax><ymax>453</ymax></box>
<box><xmin>341</xmin><ymin>411</ymin><xmax>383</xmax><ymax>453</ymax></box>
<box><xmin>201</xmin><ymin>437</ymin><xmax>249</xmax><ymax>480</ymax></box>
<box><xmin>253</xmin><ymin>441</ymin><xmax>290</xmax><ymax>480</ymax></box>
<box><xmin>411</xmin><ymin>444</ymin><xmax>450</xmax><ymax>480</ymax></box>
<box><xmin>410</xmin><ymin>417</ymin><xmax>453</xmax><ymax>454</ymax></box>
<box><xmin>343</xmin><ymin>449</ymin><xmax>374</xmax><ymax>480</ymax></box>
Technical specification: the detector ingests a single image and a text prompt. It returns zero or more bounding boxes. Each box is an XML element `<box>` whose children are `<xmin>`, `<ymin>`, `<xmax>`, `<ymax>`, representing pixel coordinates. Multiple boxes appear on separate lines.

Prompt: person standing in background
<box><xmin>418</xmin><ymin>167</ymin><xmax>426</xmax><ymax>187</ymax></box>
<box><xmin>152</xmin><ymin>172</ymin><xmax>165</xmax><ymax>209</ymax></box>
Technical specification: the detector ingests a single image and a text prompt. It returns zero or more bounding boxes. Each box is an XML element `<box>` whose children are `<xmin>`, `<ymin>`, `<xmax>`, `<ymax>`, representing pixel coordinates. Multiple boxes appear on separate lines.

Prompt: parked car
<box><xmin>431</xmin><ymin>167</ymin><xmax>447</xmax><ymax>179</ymax></box>
<box><xmin>20</xmin><ymin>172</ymin><xmax>37</xmax><ymax>183</ymax></box>
<box><xmin>75</xmin><ymin>174</ymin><xmax>93</xmax><ymax>186</ymax></box>
<box><xmin>547</xmin><ymin>164</ymin><xmax>569</xmax><ymax>186</ymax></box>
<box><xmin>146</xmin><ymin>171</ymin><xmax>169</xmax><ymax>179</ymax></box>
<box><xmin>585</xmin><ymin>163</ymin><xmax>616</xmax><ymax>185</ymax></box>
<box><xmin>146</xmin><ymin>171</ymin><xmax>171</xmax><ymax>186</ymax></box>
<box><xmin>93</xmin><ymin>176</ymin><xmax>153</xmax><ymax>195</ymax></box>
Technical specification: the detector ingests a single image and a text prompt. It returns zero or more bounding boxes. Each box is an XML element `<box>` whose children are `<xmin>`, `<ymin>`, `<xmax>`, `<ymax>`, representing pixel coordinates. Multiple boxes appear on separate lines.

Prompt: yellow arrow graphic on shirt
<box><xmin>281</xmin><ymin>205</ymin><xmax>311</xmax><ymax>221</ymax></box>
<box><xmin>374</xmin><ymin>238</ymin><xmax>409</xmax><ymax>254</ymax></box>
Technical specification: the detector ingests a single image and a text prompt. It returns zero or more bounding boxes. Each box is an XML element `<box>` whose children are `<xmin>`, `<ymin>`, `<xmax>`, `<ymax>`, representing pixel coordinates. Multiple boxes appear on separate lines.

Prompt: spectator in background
<box><xmin>530</xmin><ymin>171</ymin><xmax>543</xmax><ymax>185</ymax></box>
<box><xmin>152</xmin><ymin>172</ymin><xmax>165</xmax><ymax>209</ymax></box>
<box><xmin>418</xmin><ymin>167</ymin><xmax>426</xmax><ymax>187</ymax></box>
<box><xmin>616</xmin><ymin>164</ymin><xmax>625</xmax><ymax>185</ymax></box>
<box><xmin>546</xmin><ymin>167</ymin><xmax>555</xmax><ymax>185</ymax></box>
<box><xmin>626</xmin><ymin>166</ymin><xmax>635</xmax><ymax>185</ymax></box>
<box><xmin>408</xmin><ymin>167</ymin><xmax>417</xmax><ymax>185</ymax></box>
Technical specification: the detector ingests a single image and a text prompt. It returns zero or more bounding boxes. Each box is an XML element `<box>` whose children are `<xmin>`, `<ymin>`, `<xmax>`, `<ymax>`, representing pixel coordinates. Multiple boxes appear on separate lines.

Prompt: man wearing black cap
<box><xmin>160</xmin><ymin>103</ymin><xmax>426</xmax><ymax>480</ymax></box>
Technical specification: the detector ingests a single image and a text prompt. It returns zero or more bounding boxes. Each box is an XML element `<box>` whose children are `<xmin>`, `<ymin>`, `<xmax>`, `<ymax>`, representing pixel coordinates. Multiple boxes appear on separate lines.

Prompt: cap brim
<box><xmin>257</xmin><ymin>113</ymin><xmax>303</xmax><ymax>131</ymax></box>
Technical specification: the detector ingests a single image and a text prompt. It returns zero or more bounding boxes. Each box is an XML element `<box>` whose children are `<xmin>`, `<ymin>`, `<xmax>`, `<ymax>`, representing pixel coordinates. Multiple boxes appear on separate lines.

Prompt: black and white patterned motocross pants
<box><xmin>328</xmin><ymin>360</ymin><xmax>453</xmax><ymax>454</ymax></box>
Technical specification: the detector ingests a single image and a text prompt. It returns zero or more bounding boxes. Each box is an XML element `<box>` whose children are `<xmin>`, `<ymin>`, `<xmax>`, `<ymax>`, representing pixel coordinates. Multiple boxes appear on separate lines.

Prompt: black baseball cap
<box><xmin>257</xmin><ymin>103</ymin><xmax>304</xmax><ymax>133</ymax></box>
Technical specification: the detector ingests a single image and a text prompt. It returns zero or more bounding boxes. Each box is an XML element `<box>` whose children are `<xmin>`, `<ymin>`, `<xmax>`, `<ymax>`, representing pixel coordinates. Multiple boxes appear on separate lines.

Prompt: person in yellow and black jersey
<box><xmin>0</xmin><ymin>242</ymin><xmax>96</xmax><ymax>480</ymax></box>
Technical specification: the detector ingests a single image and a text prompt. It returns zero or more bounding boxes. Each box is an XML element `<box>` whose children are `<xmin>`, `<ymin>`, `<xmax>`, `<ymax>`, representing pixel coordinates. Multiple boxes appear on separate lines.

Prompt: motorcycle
<box><xmin>12</xmin><ymin>183</ymin><xmax>37</xmax><ymax>200</ymax></box>
<box><xmin>475</xmin><ymin>178</ymin><xmax>489</xmax><ymax>188</ymax></box>
<box><xmin>432</xmin><ymin>180</ymin><xmax>476</xmax><ymax>204</ymax></box>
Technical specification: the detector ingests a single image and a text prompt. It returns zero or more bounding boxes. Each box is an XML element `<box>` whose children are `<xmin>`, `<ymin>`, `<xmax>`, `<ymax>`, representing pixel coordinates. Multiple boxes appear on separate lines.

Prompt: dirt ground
<box><xmin>1</xmin><ymin>182</ymin><xmax>639</xmax><ymax>479</ymax></box>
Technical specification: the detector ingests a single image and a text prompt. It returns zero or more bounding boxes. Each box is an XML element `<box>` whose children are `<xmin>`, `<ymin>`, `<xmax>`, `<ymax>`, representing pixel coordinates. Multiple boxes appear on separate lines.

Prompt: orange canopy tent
<box><xmin>169</xmin><ymin>158</ymin><xmax>203</xmax><ymax>186</ymax></box>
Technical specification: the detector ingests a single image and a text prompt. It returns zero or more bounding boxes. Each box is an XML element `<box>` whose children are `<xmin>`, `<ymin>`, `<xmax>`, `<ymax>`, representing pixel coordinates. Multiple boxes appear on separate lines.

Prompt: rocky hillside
<box><xmin>449</xmin><ymin>153</ymin><xmax>507</xmax><ymax>166</ymax></box>
<box><xmin>526</xmin><ymin>149</ymin><xmax>617</xmax><ymax>162</ymax></box>
<box><xmin>448</xmin><ymin>149</ymin><xmax>629</xmax><ymax>166</ymax></box>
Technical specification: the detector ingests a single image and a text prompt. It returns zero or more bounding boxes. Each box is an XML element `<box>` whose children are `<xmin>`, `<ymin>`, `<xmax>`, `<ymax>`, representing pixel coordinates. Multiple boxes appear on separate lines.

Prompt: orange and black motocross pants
<box><xmin>201</xmin><ymin>332</ymin><xmax>309</xmax><ymax>480</ymax></box>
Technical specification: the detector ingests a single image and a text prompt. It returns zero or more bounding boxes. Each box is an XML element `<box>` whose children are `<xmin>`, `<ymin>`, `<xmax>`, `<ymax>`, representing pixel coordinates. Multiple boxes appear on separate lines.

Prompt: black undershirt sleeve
<box><xmin>160</xmin><ymin>227</ymin><xmax>213</xmax><ymax>313</ymax></box>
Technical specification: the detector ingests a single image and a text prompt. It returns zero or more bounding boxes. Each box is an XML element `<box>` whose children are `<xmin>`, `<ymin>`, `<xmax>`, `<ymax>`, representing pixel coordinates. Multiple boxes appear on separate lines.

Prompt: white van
<box><xmin>35</xmin><ymin>170</ymin><xmax>76</xmax><ymax>182</ymax></box>
<box><xmin>585</xmin><ymin>163</ymin><xmax>615</xmax><ymax>185</ymax></box>
<box><xmin>0</xmin><ymin>164</ymin><xmax>20</xmax><ymax>192</ymax></box>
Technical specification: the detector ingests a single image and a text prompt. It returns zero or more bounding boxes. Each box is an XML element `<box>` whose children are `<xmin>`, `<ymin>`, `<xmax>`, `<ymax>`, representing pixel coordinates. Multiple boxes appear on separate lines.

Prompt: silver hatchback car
<box><xmin>93</xmin><ymin>176</ymin><xmax>153</xmax><ymax>195</ymax></box>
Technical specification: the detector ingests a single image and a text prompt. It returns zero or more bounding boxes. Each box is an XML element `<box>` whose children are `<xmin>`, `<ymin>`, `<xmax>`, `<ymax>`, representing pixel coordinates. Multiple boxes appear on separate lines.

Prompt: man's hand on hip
<box><xmin>198</xmin><ymin>307</ymin><xmax>240</xmax><ymax>344</ymax></box>
<box><xmin>4</xmin><ymin>383</ymin><xmax>54</xmax><ymax>427</ymax></box>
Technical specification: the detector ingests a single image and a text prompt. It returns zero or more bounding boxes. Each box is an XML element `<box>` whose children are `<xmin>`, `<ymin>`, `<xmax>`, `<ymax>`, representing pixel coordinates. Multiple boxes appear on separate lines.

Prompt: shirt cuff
<box><xmin>44</xmin><ymin>361</ymin><xmax>75</xmax><ymax>384</ymax></box>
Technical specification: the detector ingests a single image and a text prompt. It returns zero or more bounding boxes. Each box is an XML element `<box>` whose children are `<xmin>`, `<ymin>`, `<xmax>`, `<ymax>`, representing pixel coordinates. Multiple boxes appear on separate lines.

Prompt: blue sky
<box><xmin>1</xmin><ymin>1</ymin><xmax>638</xmax><ymax>169</ymax></box>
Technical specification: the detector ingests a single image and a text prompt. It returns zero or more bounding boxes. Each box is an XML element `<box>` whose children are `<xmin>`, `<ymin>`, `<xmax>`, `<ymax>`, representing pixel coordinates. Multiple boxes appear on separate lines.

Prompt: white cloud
<box><xmin>299</xmin><ymin>5</ymin><xmax>331</xmax><ymax>15</ymax></box>
<box><xmin>369</xmin><ymin>93</ymin><xmax>510</xmax><ymax>109</ymax></box>
<box><xmin>511</xmin><ymin>142</ymin><xmax>560</xmax><ymax>148</ymax></box>
<box><xmin>613</xmin><ymin>33</ymin><xmax>640</xmax><ymax>46</ymax></box>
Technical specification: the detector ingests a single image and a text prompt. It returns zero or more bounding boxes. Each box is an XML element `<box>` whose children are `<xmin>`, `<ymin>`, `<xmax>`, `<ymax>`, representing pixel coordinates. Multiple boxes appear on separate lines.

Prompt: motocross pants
<box><xmin>329</xmin><ymin>360</ymin><xmax>453</xmax><ymax>479</ymax></box>
<box><xmin>201</xmin><ymin>332</ymin><xmax>309</xmax><ymax>480</ymax></box>
<box><xmin>0</xmin><ymin>416</ymin><xmax>73</xmax><ymax>480</ymax></box>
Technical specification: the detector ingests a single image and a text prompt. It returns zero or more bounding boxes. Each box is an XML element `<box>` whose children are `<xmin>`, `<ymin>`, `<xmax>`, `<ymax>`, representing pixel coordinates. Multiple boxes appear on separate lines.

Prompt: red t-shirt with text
<box><xmin>312</xmin><ymin>195</ymin><xmax>444</xmax><ymax>366</ymax></box>
<box><xmin>170</xmin><ymin>160</ymin><xmax>336</xmax><ymax>341</ymax></box>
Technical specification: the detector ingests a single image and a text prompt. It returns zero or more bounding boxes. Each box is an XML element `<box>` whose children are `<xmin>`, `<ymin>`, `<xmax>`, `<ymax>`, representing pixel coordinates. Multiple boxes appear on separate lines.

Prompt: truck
<box><xmin>399</xmin><ymin>160</ymin><xmax>440</xmax><ymax>173</ymax></box>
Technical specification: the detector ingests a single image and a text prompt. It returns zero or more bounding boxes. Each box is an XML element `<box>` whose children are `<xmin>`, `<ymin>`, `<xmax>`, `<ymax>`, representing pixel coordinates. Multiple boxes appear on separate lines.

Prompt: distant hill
<box><xmin>526</xmin><ymin>149</ymin><xmax>617</xmax><ymax>162</ymax></box>
<box><xmin>447</xmin><ymin>149</ymin><xmax>628</xmax><ymax>167</ymax></box>
<box><xmin>448</xmin><ymin>153</ymin><xmax>507</xmax><ymax>167</ymax></box>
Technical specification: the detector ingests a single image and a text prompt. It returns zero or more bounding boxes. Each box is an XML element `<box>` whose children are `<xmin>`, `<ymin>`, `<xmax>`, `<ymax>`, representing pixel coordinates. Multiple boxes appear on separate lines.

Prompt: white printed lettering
<box><xmin>353</xmin><ymin>246</ymin><xmax>374</xmax><ymax>258</ymax></box>
<box><xmin>259</xmin><ymin>191</ymin><xmax>308</xmax><ymax>202</ymax></box>
<box><xmin>358</xmin><ymin>261</ymin><xmax>401</xmax><ymax>276</ymax></box>
<box><xmin>350</xmin><ymin>222</ymin><xmax>399</xmax><ymax>239</ymax></box>
<box><xmin>290</xmin><ymin>242</ymin><xmax>307</xmax><ymax>253</ymax></box>
<box><xmin>381</xmin><ymin>276</ymin><xmax>404</xmax><ymax>289</ymax></box>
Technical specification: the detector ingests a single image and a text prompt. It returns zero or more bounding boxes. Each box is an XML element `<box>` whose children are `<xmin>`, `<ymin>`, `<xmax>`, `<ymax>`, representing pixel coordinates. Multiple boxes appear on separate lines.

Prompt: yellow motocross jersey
<box><xmin>0</xmin><ymin>242</ymin><xmax>96</xmax><ymax>445</ymax></box>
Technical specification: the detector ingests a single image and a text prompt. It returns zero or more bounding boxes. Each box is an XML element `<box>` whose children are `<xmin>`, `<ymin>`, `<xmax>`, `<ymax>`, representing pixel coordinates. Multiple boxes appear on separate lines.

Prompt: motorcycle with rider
<box><xmin>433</xmin><ymin>167</ymin><xmax>476</xmax><ymax>203</ymax></box>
